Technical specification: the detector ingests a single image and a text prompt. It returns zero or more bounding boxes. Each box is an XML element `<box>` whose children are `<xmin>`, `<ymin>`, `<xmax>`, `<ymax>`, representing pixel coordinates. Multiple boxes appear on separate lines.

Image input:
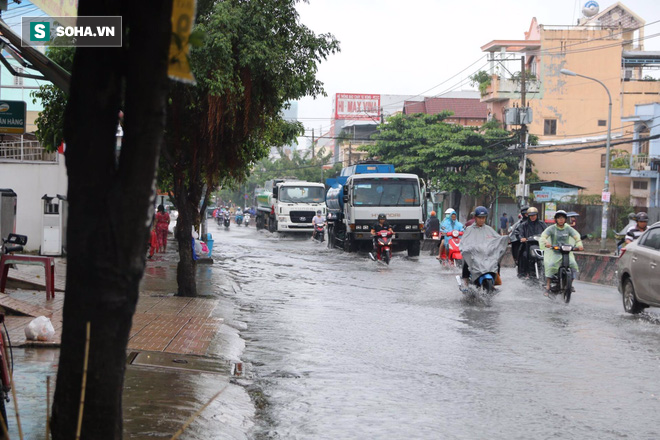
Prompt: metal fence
<box><xmin>0</xmin><ymin>140</ymin><xmax>58</xmax><ymax>163</ymax></box>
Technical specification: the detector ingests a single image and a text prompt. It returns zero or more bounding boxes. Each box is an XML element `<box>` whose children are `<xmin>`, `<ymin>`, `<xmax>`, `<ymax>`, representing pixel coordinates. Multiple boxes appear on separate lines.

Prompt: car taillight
<box><xmin>618</xmin><ymin>248</ymin><xmax>626</xmax><ymax>259</ymax></box>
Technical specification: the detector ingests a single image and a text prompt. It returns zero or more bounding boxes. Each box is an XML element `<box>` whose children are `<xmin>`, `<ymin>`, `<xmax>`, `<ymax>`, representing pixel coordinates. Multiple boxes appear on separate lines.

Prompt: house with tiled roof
<box><xmin>402</xmin><ymin>97</ymin><xmax>489</xmax><ymax>127</ymax></box>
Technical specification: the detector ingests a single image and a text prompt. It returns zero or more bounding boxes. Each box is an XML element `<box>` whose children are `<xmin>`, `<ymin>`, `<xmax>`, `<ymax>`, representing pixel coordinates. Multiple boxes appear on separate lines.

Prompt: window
<box><xmin>13</xmin><ymin>67</ymin><xmax>23</xmax><ymax>86</ymax></box>
<box><xmin>544</xmin><ymin>119</ymin><xmax>557</xmax><ymax>135</ymax></box>
<box><xmin>640</xmin><ymin>229</ymin><xmax>660</xmax><ymax>251</ymax></box>
<box><xmin>598</xmin><ymin>120</ymin><xmax>607</xmax><ymax>127</ymax></box>
<box><xmin>601</xmin><ymin>154</ymin><xmax>606</xmax><ymax>168</ymax></box>
<box><xmin>633</xmin><ymin>180</ymin><xmax>649</xmax><ymax>190</ymax></box>
<box><xmin>353</xmin><ymin>178</ymin><xmax>420</xmax><ymax>207</ymax></box>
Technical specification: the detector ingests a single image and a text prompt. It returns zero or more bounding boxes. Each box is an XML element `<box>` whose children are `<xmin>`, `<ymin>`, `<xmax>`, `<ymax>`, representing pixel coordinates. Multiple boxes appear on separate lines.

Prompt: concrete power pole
<box><xmin>518</xmin><ymin>55</ymin><xmax>528</xmax><ymax>209</ymax></box>
<box><xmin>311</xmin><ymin>128</ymin><xmax>315</xmax><ymax>158</ymax></box>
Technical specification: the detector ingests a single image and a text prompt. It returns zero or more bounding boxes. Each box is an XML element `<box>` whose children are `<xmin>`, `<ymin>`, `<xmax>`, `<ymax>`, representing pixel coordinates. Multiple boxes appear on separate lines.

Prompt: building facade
<box><xmin>479</xmin><ymin>2</ymin><xmax>660</xmax><ymax>203</ymax></box>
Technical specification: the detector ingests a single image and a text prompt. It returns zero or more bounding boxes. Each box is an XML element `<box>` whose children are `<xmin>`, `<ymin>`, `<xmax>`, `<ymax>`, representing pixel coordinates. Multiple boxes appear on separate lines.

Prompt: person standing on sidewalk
<box><xmin>499</xmin><ymin>212</ymin><xmax>509</xmax><ymax>235</ymax></box>
<box><xmin>155</xmin><ymin>204</ymin><xmax>170</xmax><ymax>253</ymax></box>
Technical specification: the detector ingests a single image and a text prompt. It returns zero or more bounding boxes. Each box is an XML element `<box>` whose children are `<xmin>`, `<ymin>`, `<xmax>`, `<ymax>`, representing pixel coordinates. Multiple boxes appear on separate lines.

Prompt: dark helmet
<box><xmin>317</xmin><ymin>210</ymin><xmax>322</xmax><ymax>215</ymax></box>
<box><xmin>636</xmin><ymin>212</ymin><xmax>649</xmax><ymax>222</ymax></box>
<box><xmin>378</xmin><ymin>213</ymin><xmax>387</xmax><ymax>220</ymax></box>
<box><xmin>520</xmin><ymin>206</ymin><xmax>530</xmax><ymax>215</ymax></box>
<box><xmin>474</xmin><ymin>206</ymin><xmax>488</xmax><ymax>217</ymax></box>
<box><xmin>554</xmin><ymin>210</ymin><xmax>568</xmax><ymax>219</ymax></box>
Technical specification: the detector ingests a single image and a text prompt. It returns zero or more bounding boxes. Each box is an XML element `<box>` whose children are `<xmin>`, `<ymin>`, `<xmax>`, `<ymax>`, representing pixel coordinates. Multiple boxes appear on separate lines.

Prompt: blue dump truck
<box><xmin>325</xmin><ymin>161</ymin><xmax>425</xmax><ymax>256</ymax></box>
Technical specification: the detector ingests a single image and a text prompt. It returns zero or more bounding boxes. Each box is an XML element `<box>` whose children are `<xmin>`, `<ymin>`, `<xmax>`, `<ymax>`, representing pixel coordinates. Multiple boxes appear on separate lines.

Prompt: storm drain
<box><xmin>129</xmin><ymin>351</ymin><xmax>232</xmax><ymax>375</ymax></box>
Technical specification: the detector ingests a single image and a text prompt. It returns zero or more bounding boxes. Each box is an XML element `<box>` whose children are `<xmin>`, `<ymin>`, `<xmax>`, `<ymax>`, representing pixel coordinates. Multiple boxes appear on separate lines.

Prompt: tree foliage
<box><xmin>364</xmin><ymin>113</ymin><xmax>520</xmax><ymax>209</ymax></box>
<box><xmin>160</xmin><ymin>0</ymin><xmax>339</xmax><ymax>296</ymax></box>
<box><xmin>30</xmin><ymin>46</ymin><xmax>74</xmax><ymax>151</ymax></box>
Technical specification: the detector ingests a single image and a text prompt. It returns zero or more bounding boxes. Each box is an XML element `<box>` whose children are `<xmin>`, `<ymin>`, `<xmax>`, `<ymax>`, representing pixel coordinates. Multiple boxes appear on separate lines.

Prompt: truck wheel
<box><xmin>407</xmin><ymin>240</ymin><xmax>421</xmax><ymax>257</ymax></box>
<box><xmin>327</xmin><ymin>226</ymin><xmax>335</xmax><ymax>249</ymax></box>
<box><xmin>343</xmin><ymin>235</ymin><xmax>357</xmax><ymax>252</ymax></box>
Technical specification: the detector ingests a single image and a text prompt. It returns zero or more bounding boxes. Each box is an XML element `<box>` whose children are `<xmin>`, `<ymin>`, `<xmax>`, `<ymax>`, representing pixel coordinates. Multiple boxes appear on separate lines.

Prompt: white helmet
<box><xmin>445</xmin><ymin>208</ymin><xmax>456</xmax><ymax>215</ymax></box>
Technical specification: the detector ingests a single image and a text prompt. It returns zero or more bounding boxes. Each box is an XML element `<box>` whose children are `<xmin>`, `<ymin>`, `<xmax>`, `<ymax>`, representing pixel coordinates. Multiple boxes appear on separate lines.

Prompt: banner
<box><xmin>168</xmin><ymin>0</ymin><xmax>196</xmax><ymax>82</ymax></box>
<box><xmin>335</xmin><ymin>93</ymin><xmax>380</xmax><ymax>120</ymax></box>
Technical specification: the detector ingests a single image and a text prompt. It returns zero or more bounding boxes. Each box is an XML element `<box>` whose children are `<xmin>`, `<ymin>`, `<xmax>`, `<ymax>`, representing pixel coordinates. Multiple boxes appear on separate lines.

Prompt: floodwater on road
<box><xmin>208</xmin><ymin>221</ymin><xmax>660</xmax><ymax>440</ymax></box>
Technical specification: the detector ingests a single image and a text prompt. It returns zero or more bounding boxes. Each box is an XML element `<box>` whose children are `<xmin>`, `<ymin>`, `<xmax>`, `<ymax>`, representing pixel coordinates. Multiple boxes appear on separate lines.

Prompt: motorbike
<box><xmin>244</xmin><ymin>213</ymin><xmax>250</xmax><ymax>227</ymax></box>
<box><xmin>520</xmin><ymin>235</ymin><xmax>544</xmax><ymax>283</ymax></box>
<box><xmin>312</xmin><ymin>223</ymin><xmax>325</xmax><ymax>242</ymax></box>
<box><xmin>371</xmin><ymin>230</ymin><xmax>393</xmax><ymax>264</ymax></box>
<box><xmin>235</xmin><ymin>213</ymin><xmax>244</xmax><ymax>226</ymax></box>
<box><xmin>439</xmin><ymin>230</ymin><xmax>463</xmax><ymax>266</ymax></box>
<box><xmin>223</xmin><ymin>215</ymin><xmax>231</xmax><ymax>229</ymax></box>
<box><xmin>547</xmin><ymin>244</ymin><xmax>577</xmax><ymax>303</ymax></box>
<box><xmin>428</xmin><ymin>230</ymin><xmax>441</xmax><ymax>255</ymax></box>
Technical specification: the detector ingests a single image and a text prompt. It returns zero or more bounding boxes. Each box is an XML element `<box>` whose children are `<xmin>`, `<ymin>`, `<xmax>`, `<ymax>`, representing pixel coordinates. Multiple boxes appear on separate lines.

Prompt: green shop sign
<box><xmin>0</xmin><ymin>101</ymin><xmax>26</xmax><ymax>134</ymax></box>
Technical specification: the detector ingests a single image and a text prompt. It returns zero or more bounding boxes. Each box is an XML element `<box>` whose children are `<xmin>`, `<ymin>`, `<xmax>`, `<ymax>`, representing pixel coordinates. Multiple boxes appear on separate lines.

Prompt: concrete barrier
<box><xmin>575</xmin><ymin>252</ymin><xmax>618</xmax><ymax>287</ymax></box>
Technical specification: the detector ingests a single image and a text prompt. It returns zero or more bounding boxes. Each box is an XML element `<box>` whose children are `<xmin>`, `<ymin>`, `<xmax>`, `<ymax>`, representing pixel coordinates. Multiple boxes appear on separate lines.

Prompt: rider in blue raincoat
<box><xmin>438</xmin><ymin>209</ymin><xmax>464</xmax><ymax>259</ymax></box>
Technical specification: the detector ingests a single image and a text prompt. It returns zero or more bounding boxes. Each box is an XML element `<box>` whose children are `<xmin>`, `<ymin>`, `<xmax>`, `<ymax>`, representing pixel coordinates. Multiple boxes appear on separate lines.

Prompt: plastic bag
<box><xmin>25</xmin><ymin>316</ymin><xmax>55</xmax><ymax>341</ymax></box>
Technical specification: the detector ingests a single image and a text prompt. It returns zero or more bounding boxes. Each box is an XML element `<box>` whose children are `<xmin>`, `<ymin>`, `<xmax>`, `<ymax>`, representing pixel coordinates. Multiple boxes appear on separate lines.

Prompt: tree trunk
<box><xmin>175</xmin><ymin>190</ymin><xmax>197</xmax><ymax>297</ymax></box>
<box><xmin>50</xmin><ymin>1</ymin><xmax>172</xmax><ymax>438</ymax></box>
<box><xmin>452</xmin><ymin>190</ymin><xmax>462</xmax><ymax>216</ymax></box>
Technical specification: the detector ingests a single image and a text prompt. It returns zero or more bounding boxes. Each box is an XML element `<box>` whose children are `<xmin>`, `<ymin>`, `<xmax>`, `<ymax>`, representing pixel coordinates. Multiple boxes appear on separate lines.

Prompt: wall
<box><xmin>0</xmin><ymin>160</ymin><xmax>68</xmax><ymax>251</ymax></box>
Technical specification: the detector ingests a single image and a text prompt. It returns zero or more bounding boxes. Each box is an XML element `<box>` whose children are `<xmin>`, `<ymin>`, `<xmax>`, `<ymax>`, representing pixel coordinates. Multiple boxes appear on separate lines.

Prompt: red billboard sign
<box><xmin>335</xmin><ymin>93</ymin><xmax>381</xmax><ymax>120</ymax></box>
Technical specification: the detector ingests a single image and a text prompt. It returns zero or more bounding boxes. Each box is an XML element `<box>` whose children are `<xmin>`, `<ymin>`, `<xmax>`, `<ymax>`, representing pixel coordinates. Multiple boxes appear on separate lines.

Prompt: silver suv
<box><xmin>618</xmin><ymin>221</ymin><xmax>660</xmax><ymax>313</ymax></box>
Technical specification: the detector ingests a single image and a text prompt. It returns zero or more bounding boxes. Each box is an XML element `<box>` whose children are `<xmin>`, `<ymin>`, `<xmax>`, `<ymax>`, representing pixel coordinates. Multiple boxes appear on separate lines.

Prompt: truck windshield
<box><xmin>279</xmin><ymin>186</ymin><xmax>325</xmax><ymax>203</ymax></box>
<box><xmin>353</xmin><ymin>179</ymin><xmax>420</xmax><ymax>206</ymax></box>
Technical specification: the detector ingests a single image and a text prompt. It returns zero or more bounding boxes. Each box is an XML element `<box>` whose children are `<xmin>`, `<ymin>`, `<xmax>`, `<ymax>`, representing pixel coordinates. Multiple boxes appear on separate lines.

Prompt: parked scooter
<box><xmin>312</xmin><ymin>223</ymin><xmax>325</xmax><ymax>242</ymax></box>
<box><xmin>439</xmin><ymin>230</ymin><xmax>463</xmax><ymax>267</ymax></box>
<box><xmin>370</xmin><ymin>230</ymin><xmax>393</xmax><ymax>264</ymax></box>
<box><xmin>244</xmin><ymin>213</ymin><xmax>250</xmax><ymax>227</ymax></box>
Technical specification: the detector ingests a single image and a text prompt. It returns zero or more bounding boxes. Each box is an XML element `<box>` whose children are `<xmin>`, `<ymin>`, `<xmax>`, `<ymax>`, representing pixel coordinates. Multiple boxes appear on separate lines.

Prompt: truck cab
<box><xmin>256</xmin><ymin>179</ymin><xmax>326</xmax><ymax>233</ymax></box>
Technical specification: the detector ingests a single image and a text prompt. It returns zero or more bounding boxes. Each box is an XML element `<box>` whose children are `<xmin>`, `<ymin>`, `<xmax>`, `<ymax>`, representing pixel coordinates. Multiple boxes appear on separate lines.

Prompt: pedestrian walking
<box><xmin>499</xmin><ymin>212</ymin><xmax>509</xmax><ymax>235</ymax></box>
<box><xmin>155</xmin><ymin>204</ymin><xmax>170</xmax><ymax>253</ymax></box>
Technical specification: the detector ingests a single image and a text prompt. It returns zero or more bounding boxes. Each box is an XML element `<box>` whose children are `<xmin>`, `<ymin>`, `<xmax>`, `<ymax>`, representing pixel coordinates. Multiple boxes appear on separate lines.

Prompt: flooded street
<box><xmin>210</xmin><ymin>221</ymin><xmax>660</xmax><ymax>439</ymax></box>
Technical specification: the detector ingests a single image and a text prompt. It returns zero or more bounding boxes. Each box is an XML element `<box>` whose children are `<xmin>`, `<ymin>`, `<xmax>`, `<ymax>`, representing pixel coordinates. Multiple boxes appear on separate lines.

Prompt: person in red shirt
<box><xmin>155</xmin><ymin>205</ymin><xmax>170</xmax><ymax>253</ymax></box>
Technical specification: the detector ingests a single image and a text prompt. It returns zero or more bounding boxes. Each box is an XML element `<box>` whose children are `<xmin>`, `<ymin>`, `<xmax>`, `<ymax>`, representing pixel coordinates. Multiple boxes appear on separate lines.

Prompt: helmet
<box><xmin>378</xmin><ymin>213</ymin><xmax>387</xmax><ymax>220</ymax></box>
<box><xmin>520</xmin><ymin>206</ymin><xmax>530</xmax><ymax>215</ymax></box>
<box><xmin>430</xmin><ymin>211</ymin><xmax>436</xmax><ymax>216</ymax></box>
<box><xmin>636</xmin><ymin>212</ymin><xmax>649</xmax><ymax>222</ymax></box>
<box><xmin>474</xmin><ymin>206</ymin><xmax>488</xmax><ymax>217</ymax></box>
<box><xmin>445</xmin><ymin>208</ymin><xmax>456</xmax><ymax>215</ymax></box>
<box><xmin>554</xmin><ymin>210</ymin><xmax>568</xmax><ymax>219</ymax></box>
<box><xmin>527</xmin><ymin>207</ymin><xmax>539</xmax><ymax>216</ymax></box>
<box><xmin>317</xmin><ymin>210</ymin><xmax>322</xmax><ymax>215</ymax></box>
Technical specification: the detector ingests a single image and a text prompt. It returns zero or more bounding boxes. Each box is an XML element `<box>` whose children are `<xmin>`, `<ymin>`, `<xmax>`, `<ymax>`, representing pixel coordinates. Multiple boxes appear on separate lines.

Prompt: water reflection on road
<box><xmin>210</xmin><ymin>222</ymin><xmax>660</xmax><ymax>439</ymax></box>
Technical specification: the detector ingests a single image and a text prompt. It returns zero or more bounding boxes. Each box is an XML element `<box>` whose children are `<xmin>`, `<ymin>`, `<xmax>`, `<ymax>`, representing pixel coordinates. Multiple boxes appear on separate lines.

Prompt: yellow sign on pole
<box><xmin>168</xmin><ymin>0</ymin><xmax>196</xmax><ymax>82</ymax></box>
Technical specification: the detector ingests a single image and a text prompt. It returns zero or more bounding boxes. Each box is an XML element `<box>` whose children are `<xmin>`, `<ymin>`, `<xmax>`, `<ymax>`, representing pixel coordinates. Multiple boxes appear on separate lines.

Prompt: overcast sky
<box><xmin>294</xmin><ymin>0</ymin><xmax>660</xmax><ymax>146</ymax></box>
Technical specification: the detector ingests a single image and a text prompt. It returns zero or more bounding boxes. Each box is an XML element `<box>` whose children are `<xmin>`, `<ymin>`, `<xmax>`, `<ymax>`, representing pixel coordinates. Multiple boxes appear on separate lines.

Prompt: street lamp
<box><xmin>560</xmin><ymin>68</ymin><xmax>612</xmax><ymax>253</ymax></box>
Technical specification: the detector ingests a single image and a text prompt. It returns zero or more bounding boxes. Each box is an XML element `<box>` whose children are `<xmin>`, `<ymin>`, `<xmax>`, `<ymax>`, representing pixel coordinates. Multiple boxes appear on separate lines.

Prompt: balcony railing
<box><xmin>0</xmin><ymin>140</ymin><xmax>58</xmax><ymax>163</ymax></box>
<box><xmin>482</xmin><ymin>76</ymin><xmax>541</xmax><ymax>102</ymax></box>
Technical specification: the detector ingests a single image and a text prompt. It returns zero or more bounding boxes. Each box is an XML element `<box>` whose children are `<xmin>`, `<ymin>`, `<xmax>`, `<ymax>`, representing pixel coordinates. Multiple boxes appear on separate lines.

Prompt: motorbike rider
<box><xmin>461</xmin><ymin>206</ymin><xmax>506</xmax><ymax>286</ymax></box>
<box><xmin>437</xmin><ymin>209</ymin><xmax>464</xmax><ymax>260</ymax></box>
<box><xmin>539</xmin><ymin>210</ymin><xmax>584</xmax><ymax>294</ymax></box>
<box><xmin>625</xmin><ymin>212</ymin><xmax>649</xmax><ymax>244</ymax></box>
<box><xmin>509</xmin><ymin>206</ymin><xmax>529</xmax><ymax>264</ymax></box>
<box><xmin>517</xmin><ymin>207</ymin><xmax>547</xmax><ymax>278</ymax></box>
<box><xmin>312</xmin><ymin>210</ymin><xmax>326</xmax><ymax>239</ymax></box>
<box><xmin>424</xmin><ymin>211</ymin><xmax>440</xmax><ymax>238</ymax></box>
<box><xmin>370</xmin><ymin>213</ymin><xmax>394</xmax><ymax>258</ymax></box>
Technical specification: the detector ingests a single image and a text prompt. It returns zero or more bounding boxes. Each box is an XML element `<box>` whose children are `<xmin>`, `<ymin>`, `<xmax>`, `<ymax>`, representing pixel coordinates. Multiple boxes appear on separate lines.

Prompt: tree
<box><xmin>160</xmin><ymin>0</ymin><xmax>339</xmax><ymax>296</ymax></box>
<box><xmin>31</xmin><ymin>46</ymin><xmax>74</xmax><ymax>152</ymax></box>
<box><xmin>364</xmin><ymin>113</ymin><xmax>520</xmax><ymax>212</ymax></box>
<box><xmin>50</xmin><ymin>1</ymin><xmax>172</xmax><ymax>438</ymax></box>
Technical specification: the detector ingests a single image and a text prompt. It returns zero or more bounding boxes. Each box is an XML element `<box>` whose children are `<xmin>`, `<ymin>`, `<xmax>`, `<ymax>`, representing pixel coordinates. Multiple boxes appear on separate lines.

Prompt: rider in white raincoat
<box><xmin>460</xmin><ymin>206</ymin><xmax>509</xmax><ymax>285</ymax></box>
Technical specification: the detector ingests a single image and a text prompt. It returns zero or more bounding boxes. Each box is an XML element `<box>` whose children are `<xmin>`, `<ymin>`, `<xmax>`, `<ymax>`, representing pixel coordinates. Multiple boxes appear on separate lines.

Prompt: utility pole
<box><xmin>518</xmin><ymin>55</ymin><xmax>528</xmax><ymax>209</ymax></box>
<box><xmin>348</xmin><ymin>143</ymin><xmax>352</xmax><ymax>167</ymax></box>
<box><xmin>311</xmin><ymin>128</ymin><xmax>315</xmax><ymax>158</ymax></box>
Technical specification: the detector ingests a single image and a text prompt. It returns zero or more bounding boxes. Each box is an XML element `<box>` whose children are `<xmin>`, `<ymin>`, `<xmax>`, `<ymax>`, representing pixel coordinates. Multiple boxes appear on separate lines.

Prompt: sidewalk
<box><xmin>1</xmin><ymin>246</ymin><xmax>224</xmax><ymax>357</ymax></box>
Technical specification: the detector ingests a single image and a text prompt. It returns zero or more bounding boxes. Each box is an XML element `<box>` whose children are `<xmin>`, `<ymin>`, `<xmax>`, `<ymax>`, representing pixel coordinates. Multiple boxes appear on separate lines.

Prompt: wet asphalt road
<box><xmin>210</xmin><ymin>221</ymin><xmax>660</xmax><ymax>440</ymax></box>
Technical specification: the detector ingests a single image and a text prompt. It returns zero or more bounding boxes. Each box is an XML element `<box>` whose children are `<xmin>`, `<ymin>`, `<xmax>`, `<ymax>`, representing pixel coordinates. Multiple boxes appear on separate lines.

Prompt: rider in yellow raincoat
<box><xmin>539</xmin><ymin>210</ymin><xmax>584</xmax><ymax>293</ymax></box>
